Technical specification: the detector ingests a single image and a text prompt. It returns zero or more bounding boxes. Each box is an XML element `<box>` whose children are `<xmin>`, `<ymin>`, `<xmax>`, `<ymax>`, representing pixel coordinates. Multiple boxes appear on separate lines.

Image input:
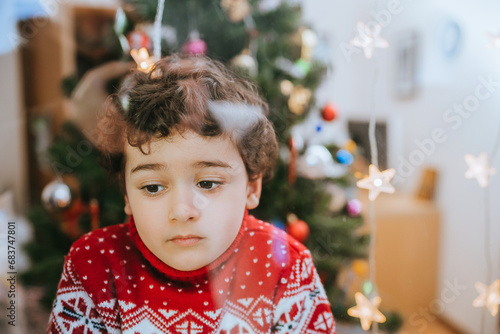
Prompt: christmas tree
<box><xmin>23</xmin><ymin>0</ymin><xmax>401</xmax><ymax>331</ymax></box>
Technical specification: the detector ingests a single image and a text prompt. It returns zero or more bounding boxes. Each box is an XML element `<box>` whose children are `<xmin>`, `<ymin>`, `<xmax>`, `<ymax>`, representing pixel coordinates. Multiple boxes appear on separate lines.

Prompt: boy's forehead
<box><xmin>124</xmin><ymin>131</ymin><xmax>243</xmax><ymax>172</ymax></box>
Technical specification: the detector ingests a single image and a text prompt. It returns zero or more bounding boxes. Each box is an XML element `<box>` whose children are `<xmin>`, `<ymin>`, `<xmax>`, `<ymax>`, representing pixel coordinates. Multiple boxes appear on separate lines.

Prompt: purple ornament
<box><xmin>182</xmin><ymin>31</ymin><xmax>207</xmax><ymax>56</ymax></box>
<box><xmin>347</xmin><ymin>199</ymin><xmax>362</xmax><ymax>217</ymax></box>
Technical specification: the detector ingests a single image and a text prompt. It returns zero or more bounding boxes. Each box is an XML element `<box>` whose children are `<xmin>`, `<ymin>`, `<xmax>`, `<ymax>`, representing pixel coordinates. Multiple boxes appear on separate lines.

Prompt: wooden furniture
<box><xmin>358</xmin><ymin>189</ymin><xmax>440</xmax><ymax>318</ymax></box>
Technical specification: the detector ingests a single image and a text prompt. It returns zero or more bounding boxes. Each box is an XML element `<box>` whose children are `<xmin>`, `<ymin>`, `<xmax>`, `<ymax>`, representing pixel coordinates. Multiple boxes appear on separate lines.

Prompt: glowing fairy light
<box><xmin>356</xmin><ymin>164</ymin><xmax>396</xmax><ymax>201</ymax></box>
<box><xmin>350</xmin><ymin>22</ymin><xmax>389</xmax><ymax>59</ymax></box>
<box><xmin>464</xmin><ymin>152</ymin><xmax>496</xmax><ymax>188</ymax></box>
<box><xmin>130</xmin><ymin>48</ymin><xmax>156</xmax><ymax>73</ymax></box>
<box><xmin>347</xmin><ymin>292</ymin><xmax>386</xmax><ymax>331</ymax></box>
<box><xmin>473</xmin><ymin>280</ymin><xmax>500</xmax><ymax>317</ymax></box>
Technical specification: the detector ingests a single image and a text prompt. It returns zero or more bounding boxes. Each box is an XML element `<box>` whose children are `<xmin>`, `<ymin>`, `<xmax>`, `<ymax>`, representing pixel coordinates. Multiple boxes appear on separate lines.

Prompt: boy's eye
<box><xmin>198</xmin><ymin>181</ymin><xmax>220</xmax><ymax>190</ymax></box>
<box><xmin>141</xmin><ymin>184</ymin><xmax>165</xmax><ymax>195</ymax></box>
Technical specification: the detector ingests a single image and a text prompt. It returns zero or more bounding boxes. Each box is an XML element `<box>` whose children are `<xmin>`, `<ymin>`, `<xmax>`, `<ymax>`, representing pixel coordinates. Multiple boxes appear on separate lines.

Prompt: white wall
<box><xmin>303</xmin><ymin>0</ymin><xmax>500</xmax><ymax>333</ymax></box>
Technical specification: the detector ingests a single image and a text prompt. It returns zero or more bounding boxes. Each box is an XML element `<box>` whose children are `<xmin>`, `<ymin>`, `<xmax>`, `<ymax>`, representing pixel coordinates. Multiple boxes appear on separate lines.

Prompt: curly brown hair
<box><xmin>96</xmin><ymin>54</ymin><xmax>278</xmax><ymax>195</ymax></box>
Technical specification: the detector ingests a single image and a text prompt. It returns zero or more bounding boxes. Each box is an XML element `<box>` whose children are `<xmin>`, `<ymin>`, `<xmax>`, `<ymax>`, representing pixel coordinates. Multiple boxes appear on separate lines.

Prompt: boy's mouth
<box><xmin>169</xmin><ymin>235</ymin><xmax>203</xmax><ymax>246</ymax></box>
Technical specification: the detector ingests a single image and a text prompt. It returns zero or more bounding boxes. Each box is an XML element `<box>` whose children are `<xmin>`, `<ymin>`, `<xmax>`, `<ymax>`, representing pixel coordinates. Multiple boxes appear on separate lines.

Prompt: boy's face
<box><xmin>123</xmin><ymin>129</ymin><xmax>261</xmax><ymax>271</ymax></box>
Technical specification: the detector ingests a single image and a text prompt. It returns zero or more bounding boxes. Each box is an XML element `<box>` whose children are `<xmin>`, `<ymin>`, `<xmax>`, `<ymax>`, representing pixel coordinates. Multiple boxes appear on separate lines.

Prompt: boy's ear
<box><xmin>124</xmin><ymin>194</ymin><xmax>132</xmax><ymax>216</ymax></box>
<box><xmin>246</xmin><ymin>175</ymin><xmax>262</xmax><ymax>210</ymax></box>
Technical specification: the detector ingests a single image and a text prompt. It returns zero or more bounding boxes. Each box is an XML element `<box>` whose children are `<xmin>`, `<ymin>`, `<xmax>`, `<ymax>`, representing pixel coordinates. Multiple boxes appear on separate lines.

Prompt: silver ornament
<box><xmin>230</xmin><ymin>52</ymin><xmax>258</xmax><ymax>77</ymax></box>
<box><xmin>41</xmin><ymin>179</ymin><xmax>72</xmax><ymax>211</ymax></box>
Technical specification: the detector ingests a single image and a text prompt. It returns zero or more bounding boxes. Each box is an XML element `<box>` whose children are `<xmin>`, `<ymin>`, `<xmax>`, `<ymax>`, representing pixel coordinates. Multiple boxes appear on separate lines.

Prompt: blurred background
<box><xmin>1</xmin><ymin>0</ymin><xmax>500</xmax><ymax>333</ymax></box>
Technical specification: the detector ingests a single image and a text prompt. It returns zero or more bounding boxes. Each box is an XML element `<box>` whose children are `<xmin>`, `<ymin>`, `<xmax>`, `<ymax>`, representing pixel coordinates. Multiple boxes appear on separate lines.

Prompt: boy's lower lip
<box><xmin>170</xmin><ymin>237</ymin><xmax>202</xmax><ymax>246</ymax></box>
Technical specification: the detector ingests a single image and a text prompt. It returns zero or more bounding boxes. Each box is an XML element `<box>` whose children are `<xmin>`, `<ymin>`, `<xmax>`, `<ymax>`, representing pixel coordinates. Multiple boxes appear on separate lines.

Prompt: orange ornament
<box><xmin>352</xmin><ymin>259</ymin><xmax>369</xmax><ymax>277</ymax></box>
<box><xmin>286</xmin><ymin>214</ymin><xmax>310</xmax><ymax>242</ymax></box>
<box><xmin>322</xmin><ymin>103</ymin><xmax>338</xmax><ymax>121</ymax></box>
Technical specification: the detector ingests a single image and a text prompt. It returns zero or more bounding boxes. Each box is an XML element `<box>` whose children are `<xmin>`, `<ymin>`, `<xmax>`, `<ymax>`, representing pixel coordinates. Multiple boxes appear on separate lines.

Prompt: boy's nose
<box><xmin>168</xmin><ymin>188</ymin><xmax>202</xmax><ymax>223</ymax></box>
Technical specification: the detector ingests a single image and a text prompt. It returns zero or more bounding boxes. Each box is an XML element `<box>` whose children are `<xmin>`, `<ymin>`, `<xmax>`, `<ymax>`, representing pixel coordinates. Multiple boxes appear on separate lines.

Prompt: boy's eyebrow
<box><xmin>130</xmin><ymin>163</ymin><xmax>168</xmax><ymax>175</ymax></box>
<box><xmin>130</xmin><ymin>161</ymin><xmax>231</xmax><ymax>175</ymax></box>
<box><xmin>192</xmin><ymin>160</ymin><xmax>232</xmax><ymax>169</ymax></box>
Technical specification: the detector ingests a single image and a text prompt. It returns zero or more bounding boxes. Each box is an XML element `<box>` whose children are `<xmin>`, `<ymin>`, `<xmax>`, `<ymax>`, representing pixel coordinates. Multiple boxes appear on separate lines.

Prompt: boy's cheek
<box><xmin>193</xmin><ymin>192</ymin><xmax>210</xmax><ymax>210</ymax></box>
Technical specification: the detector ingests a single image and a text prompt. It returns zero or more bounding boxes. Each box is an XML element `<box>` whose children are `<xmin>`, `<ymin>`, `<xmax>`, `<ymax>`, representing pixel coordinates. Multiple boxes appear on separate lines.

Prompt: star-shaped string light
<box><xmin>350</xmin><ymin>22</ymin><xmax>389</xmax><ymax>59</ymax></box>
<box><xmin>348</xmin><ymin>292</ymin><xmax>386</xmax><ymax>331</ymax></box>
<box><xmin>130</xmin><ymin>48</ymin><xmax>157</xmax><ymax>73</ymax></box>
<box><xmin>357</xmin><ymin>164</ymin><xmax>396</xmax><ymax>201</ymax></box>
<box><xmin>464</xmin><ymin>153</ymin><xmax>496</xmax><ymax>188</ymax></box>
<box><xmin>486</xmin><ymin>32</ymin><xmax>500</xmax><ymax>49</ymax></box>
<box><xmin>472</xmin><ymin>280</ymin><xmax>500</xmax><ymax>316</ymax></box>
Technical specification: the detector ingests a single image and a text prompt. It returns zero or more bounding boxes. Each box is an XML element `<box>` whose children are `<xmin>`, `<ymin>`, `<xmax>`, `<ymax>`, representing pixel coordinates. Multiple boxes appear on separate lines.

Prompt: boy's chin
<box><xmin>163</xmin><ymin>254</ymin><xmax>213</xmax><ymax>272</ymax></box>
<box><xmin>169</xmin><ymin>260</ymin><xmax>207</xmax><ymax>272</ymax></box>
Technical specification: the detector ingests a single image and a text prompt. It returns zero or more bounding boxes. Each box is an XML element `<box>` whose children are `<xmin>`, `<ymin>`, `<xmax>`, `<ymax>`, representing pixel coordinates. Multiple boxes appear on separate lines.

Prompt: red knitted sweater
<box><xmin>47</xmin><ymin>212</ymin><xmax>336</xmax><ymax>333</ymax></box>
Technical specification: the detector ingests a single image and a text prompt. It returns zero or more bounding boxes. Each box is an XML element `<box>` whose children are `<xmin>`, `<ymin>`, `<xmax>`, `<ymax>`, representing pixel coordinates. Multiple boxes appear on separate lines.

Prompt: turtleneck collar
<box><xmin>128</xmin><ymin>210</ymin><xmax>248</xmax><ymax>284</ymax></box>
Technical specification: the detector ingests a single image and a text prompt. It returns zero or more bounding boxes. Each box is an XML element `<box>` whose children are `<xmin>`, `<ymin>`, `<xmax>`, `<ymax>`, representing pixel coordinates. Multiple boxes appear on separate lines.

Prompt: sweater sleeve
<box><xmin>47</xmin><ymin>254</ymin><xmax>108</xmax><ymax>334</ymax></box>
<box><xmin>271</xmin><ymin>250</ymin><xmax>336</xmax><ymax>334</ymax></box>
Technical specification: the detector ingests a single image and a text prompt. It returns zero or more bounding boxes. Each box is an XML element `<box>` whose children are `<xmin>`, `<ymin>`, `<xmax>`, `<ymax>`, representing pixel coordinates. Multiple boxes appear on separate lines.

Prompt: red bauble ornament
<box><xmin>322</xmin><ymin>103</ymin><xmax>338</xmax><ymax>121</ymax></box>
<box><xmin>127</xmin><ymin>30</ymin><xmax>151</xmax><ymax>51</ymax></box>
<box><xmin>287</xmin><ymin>219</ymin><xmax>310</xmax><ymax>242</ymax></box>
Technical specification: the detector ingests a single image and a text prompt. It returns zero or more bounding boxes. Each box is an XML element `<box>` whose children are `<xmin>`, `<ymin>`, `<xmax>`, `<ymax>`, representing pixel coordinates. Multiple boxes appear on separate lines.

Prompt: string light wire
<box><xmin>153</xmin><ymin>0</ymin><xmax>166</xmax><ymax>61</ymax></box>
<box><xmin>478</xmin><ymin>109</ymin><xmax>500</xmax><ymax>333</ymax></box>
<box><xmin>368</xmin><ymin>2</ymin><xmax>381</xmax><ymax>333</ymax></box>
<box><xmin>367</xmin><ymin>56</ymin><xmax>380</xmax><ymax>334</ymax></box>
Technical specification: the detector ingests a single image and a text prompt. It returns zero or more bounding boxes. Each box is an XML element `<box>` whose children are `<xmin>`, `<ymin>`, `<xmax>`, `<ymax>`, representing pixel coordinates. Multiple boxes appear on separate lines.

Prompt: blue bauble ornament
<box><xmin>336</xmin><ymin>149</ymin><xmax>353</xmax><ymax>165</ymax></box>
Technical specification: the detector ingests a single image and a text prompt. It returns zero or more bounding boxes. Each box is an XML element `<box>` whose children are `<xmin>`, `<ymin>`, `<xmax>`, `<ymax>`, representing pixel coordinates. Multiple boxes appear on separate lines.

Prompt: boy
<box><xmin>48</xmin><ymin>55</ymin><xmax>336</xmax><ymax>333</ymax></box>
